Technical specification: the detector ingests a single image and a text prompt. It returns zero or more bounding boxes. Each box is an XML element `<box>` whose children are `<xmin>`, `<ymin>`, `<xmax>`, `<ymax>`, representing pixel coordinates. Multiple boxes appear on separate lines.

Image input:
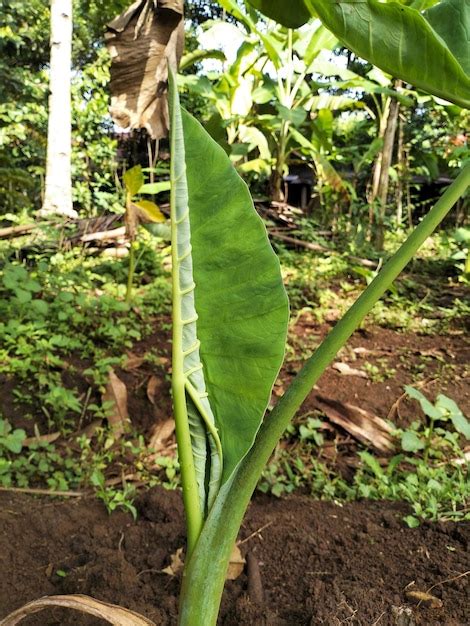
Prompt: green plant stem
<box><xmin>178</xmin><ymin>163</ymin><xmax>470</xmax><ymax>625</ymax></box>
<box><xmin>125</xmin><ymin>240</ymin><xmax>135</xmax><ymax>305</ymax></box>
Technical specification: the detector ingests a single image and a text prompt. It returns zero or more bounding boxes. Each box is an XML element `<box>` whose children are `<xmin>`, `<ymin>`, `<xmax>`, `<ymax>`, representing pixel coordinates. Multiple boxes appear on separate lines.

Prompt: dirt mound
<box><xmin>0</xmin><ymin>487</ymin><xmax>468</xmax><ymax>625</ymax></box>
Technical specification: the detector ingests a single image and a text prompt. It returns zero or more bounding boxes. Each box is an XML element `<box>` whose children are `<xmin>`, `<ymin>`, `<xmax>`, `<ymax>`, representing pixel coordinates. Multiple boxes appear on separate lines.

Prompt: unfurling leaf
<box><xmin>169</xmin><ymin>69</ymin><xmax>289</xmax><ymax>515</ymax></box>
<box><xmin>106</xmin><ymin>0</ymin><xmax>184</xmax><ymax>139</ymax></box>
<box><xmin>123</xmin><ymin>165</ymin><xmax>144</xmax><ymax>196</ymax></box>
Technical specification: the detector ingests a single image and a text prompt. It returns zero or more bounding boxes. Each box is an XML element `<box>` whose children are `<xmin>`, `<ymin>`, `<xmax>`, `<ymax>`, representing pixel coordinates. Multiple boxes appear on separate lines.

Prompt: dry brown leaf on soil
<box><xmin>162</xmin><ymin>547</ymin><xmax>185</xmax><ymax>576</ymax></box>
<box><xmin>148</xmin><ymin>418</ymin><xmax>175</xmax><ymax>452</ymax></box>
<box><xmin>122</xmin><ymin>352</ymin><xmax>145</xmax><ymax>371</ymax></box>
<box><xmin>332</xmin><ymin>362</ymin><xmax>369</xmax><ymax>379</ymax></box>
<box><xmin>0</xmin><ymin>594</ymin><xmax>155</xmax><ymax>626</ymax></box>
<box><xmin>147</xmin><ymin>375</ymin><xmax>163</xmax><ymax>405</ymax></box>
<box><xmin>405</xmin><ymin>590</ymin><xmax>443</xmax><ymax>609</ymax></box>
<box><xmin>314</xmin><ymin>395</ymin><xmax>395</xmax><ymax>454</ymax></box>
<box><xmin>226</xmin><ymin>544</ymin><xmax>246</xmax><ymax>580</ymax></box>
<box><xmin>102</xmin><ymin>370</ymin><xmax>131</xmax><ymax>439</ymax></box>
<box><xmin>23</xmin><ymin>432</ymin><xmax>60</xmax><ymax>447</ymax></box>
<box><xmin>161</xmin><ymin>545</ymin><xmax>245</xmax><ymax>580</ymax></box>
<box><xmin>105</xmin><ymin>0</ymin><xmax>184</xmax><ymax>140</ymax></box>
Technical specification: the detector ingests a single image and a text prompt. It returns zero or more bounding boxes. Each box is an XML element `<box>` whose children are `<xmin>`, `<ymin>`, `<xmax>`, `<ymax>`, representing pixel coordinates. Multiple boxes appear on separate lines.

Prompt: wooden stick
<box><xmin>269</xmin><ymin>231</ymin><xmax>378</xmax><ymax>269</ymax></box>
<box><xmin>0</xmin><ymin>486</ymin><xmax>84</xmax><ymax>497</ymax></box>
<box><xmin>0</xmin><ymin>224</ymin><xmax>37</xmax><ymax>239</ymax></box>
<box><xmin>80</xmin><ymin>226</ymin><xmax>126</xmax><ymax>243</ymax></box>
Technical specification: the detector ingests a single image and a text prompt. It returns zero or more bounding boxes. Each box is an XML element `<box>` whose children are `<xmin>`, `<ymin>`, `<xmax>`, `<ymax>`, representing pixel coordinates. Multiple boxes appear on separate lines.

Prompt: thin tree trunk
<box><xmin>372</xmin><ymin>81</ymin><xmax>402</xmax><ymax>249</ymax></box>
<box><xmin>41</xmin><ymin>0</ymin><xmax>77</xmax><ymax>218</ymax></box>
<box><xmin>395</xmin><ymin>113</ymin><xmax>405</xmax><ymax>226</ymax></box>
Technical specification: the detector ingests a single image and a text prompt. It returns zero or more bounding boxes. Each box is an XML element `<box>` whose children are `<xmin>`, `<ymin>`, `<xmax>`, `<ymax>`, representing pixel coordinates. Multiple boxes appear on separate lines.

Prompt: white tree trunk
<box><xmin>41</xmin><ymin>0</ymin><xmax>77</xmax><ymax>218</ymax></box>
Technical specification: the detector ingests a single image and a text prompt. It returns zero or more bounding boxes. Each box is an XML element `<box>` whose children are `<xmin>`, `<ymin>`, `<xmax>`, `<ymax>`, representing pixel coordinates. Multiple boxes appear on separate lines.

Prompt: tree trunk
<box><xmin>371</xmin><ymin>81</ymin><xmax>402</xmax><ymax>250</ymax></box>
<box><xmin>41</xmin><ymin>0</ymin><xmax>77</xmax><ymax>218</ymax></box>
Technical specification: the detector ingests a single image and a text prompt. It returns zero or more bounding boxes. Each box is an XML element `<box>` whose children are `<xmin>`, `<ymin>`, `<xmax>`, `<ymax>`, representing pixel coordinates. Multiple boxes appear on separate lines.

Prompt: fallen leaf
<box><xmin>146</xmin><ymin>375</ymin><xmax>162</xmax><ymax>405</ymax></box>
<box><xmin>102</xmin><ymin>370</ymin><xmax>130</xmax><ymax>439</ymax></box>
<box><xmin>314</xmin><ymin>395</ymin><xmax>395</xmax><ymax>453</ymax></box>
<box><xmin>405</xmin><ymin>590</ymin><xmax>443</xmax><ymax>609</ymax></box>
<box><xmin>226</xmin><ymin>544</ymin><xmax>246</xmax><ymax>581</ymax></box>
<box><xmin>162</xmin><ymin>547</ymin><xmax>184</xmax><ymax>576</ymax></box>
<box><xmin>332</xmin><ymin>362</ymin><xmax>369</xmax><ymax>378</ymax></box>
<box><xmin>148</xmin><ymin>419</ymin><xmax>175</xmax><ymax>452</ymax></box>
<box><xmin>23</xmin><ymin>432</ymin><xmax>60</xmax><ymax>447</ymax></box>
<box><xmin>123</xmin><ymin>353</ymin><xmax>145</xmax><ymax>371</ymax></box>
<box><xmin>0</xmin><ymin>594</ymin><xmax>155</xmax><ymax>625</ymax></box>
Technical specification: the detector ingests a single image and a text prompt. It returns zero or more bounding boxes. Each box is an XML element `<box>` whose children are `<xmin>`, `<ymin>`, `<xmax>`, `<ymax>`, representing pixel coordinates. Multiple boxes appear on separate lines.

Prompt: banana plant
<box><xmin>2</xmin><ymin>1</ymin><xmax>469</xmax><ymax>626</ymax></box>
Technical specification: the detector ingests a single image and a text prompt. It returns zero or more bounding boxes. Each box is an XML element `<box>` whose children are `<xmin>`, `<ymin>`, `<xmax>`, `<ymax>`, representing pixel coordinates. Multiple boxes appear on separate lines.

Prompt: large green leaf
<box><xmin>246</xmin><ymin>0</ymin><xmax>311</xmax><ymax>27</ymax></box>
<box><xmin>425</xmin><ymin>0</ymin><xmax>470</xmax><ymax>75</ymax></box>
<box><xmin>243</xmin><ymin>0</ymin><xmax>470</xmax><ymax>108</ymax></box>
<box><xmin>184</xmin><ymin>109</ymin><xmax>289</xmax><ymax>482</ymax></box>
<box><xmin>169</xmin><ymin>71</ymin><xmax>289</xmax><ymax>504</ymax></box>
<box><xmin>305</xmin><ymin>0</ymin><xmax>470</xmax><ymax>109</ymax></box>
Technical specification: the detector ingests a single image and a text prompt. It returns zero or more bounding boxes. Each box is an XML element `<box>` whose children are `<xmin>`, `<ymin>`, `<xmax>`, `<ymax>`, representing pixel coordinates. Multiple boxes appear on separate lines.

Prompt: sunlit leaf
<box><xmin>123</xmin><ymin>165</ymin><xmax>144</xmax><ymax>196</ymax></box>
<box><xmin>169</xmin><ymin>70</ymin><xmax>289</xmax><ymax>503</ymax></box>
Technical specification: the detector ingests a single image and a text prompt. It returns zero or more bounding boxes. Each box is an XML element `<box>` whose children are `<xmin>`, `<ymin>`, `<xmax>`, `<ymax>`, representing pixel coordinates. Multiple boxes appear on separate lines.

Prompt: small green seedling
<box><xmin>122</xmin><ymin>165</ymin><xmax>167</xmax><ymax>303</ymax></box>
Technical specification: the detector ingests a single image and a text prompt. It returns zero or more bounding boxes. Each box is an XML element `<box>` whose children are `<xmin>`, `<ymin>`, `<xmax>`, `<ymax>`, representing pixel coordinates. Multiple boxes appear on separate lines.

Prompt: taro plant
<box><xmin>2</xmin><ymin>0</ymin><xmax>469</xmax><ymax>624</ymax></box>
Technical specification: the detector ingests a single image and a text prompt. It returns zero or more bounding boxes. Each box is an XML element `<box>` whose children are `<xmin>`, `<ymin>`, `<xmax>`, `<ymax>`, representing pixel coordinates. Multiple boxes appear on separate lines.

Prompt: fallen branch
<box><xmin>269</xmin><ymin>231</ymin><xmax>377</xmax><ymax>269</ymax></box>
<box><xmin>0</xmin><ymin>486</ymin><xmax>84</xmax><ymax>498</ymax></box>
<box><xmin>0</xmin><ymin>224</ymin><xmax>38</xmax><ymax>239</ymax></box>
<box><xmin>80</xmin><ymin>226</ymin><xmax>126</xmax><ymax>243</ymax></box>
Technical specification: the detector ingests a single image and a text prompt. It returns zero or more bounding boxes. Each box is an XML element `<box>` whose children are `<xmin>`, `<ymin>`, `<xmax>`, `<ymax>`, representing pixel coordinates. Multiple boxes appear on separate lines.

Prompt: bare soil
<box><xmin>1</xmin><ymin>323</ymin><xmax>469</xmax><ymax>624</ymax></box>
<box><xmin>0</xmin><ymin>487</ymin><xmax>469</xmax><ymax>625</ymax></box>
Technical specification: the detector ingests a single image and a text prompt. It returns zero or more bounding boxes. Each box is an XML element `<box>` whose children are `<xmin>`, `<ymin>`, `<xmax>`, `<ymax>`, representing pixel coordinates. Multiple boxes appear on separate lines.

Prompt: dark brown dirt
<box><xmin>1</xmin><ymin>487</ymin><xmax>469</xmax><ymax>625</ymax></box>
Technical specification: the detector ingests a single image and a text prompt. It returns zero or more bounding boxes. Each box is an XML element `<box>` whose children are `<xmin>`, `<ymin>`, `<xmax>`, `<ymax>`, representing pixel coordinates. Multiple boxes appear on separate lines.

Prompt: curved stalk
<box><xmin>178</xmin><ymin>163</ymin><xmax>470</xmax><ymax>625</ymax></box>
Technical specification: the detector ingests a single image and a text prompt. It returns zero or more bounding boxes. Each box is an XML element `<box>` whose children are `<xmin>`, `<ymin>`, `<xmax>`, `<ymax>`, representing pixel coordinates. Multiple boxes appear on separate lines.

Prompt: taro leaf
<box><xmin>106</xmin><ymin>0</ymin><xmax>184</xmax><ymax>139</ymax></box>
<box><xmin>425</xmin><ymin>0</ymin><xmax>470</xmax><ymax>75</ymax></box>
<box><xmin>169</xmin><ymin>70</ymin><xmax>289</xmax><ymax>509</ymax></box>
<box><xmin>305</xmin><ymin>0</ymin><xmax>470</xmax><ymax>109</ymax></box>
<box><xmin>169</xmin><ymin>70</ymin><xmax>224</xmax><ymax>512</ymax></box>
<box><xmin>246</xmin><ymin>0</ymin><xmax>311</xmax><ymax>27</ymax></box>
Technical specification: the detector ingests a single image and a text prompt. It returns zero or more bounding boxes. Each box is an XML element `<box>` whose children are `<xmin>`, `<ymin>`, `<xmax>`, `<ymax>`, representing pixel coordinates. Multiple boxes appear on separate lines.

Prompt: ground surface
<box><xmin>0</xmin><ymin>487</ymin><xmax>469</xmax><ymax>625</ymax></box>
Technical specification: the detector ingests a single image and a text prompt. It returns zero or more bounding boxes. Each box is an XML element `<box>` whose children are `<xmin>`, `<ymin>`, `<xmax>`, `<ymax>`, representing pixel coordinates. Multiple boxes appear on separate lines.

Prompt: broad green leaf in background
<box><xmin>305</xmin><ymin>0</ymin><xmax>470</xmax><ymax>109</ymax></box>
<box><xmin>243</xmin><ymin>0</ymin><xmax>470</xmax><ymax>109</ymax></box>
<box><xmin>425</xmin><ymin>0</ymin><xmax>470</xmax><ymax>75</ymax></box>
<box><xmin>139</xmin><ymin>181</ymin><xmax>171</xmax><ymax>194</ymax></box>
<box><xmin>247</xmin><ymin>0</ymin><xmax>311</xmax><ymax>27</ymax></box>
<box><xmin>169</xmin><ymin>70</ymin><xmax>289</xmax><ymax>510</ymax></box>
<box><xmin>180</xmin><ymin>49</ymin><xmax>226</xmax><ymax>71</ymax></box>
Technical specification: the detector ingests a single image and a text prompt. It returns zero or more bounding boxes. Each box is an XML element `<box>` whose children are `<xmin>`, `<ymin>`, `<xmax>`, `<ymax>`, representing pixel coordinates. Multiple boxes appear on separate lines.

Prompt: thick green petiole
<box><xmin>178</xmin><ymin>163</ymin><xmax>470</xmax><ymax>625</ymax></box>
